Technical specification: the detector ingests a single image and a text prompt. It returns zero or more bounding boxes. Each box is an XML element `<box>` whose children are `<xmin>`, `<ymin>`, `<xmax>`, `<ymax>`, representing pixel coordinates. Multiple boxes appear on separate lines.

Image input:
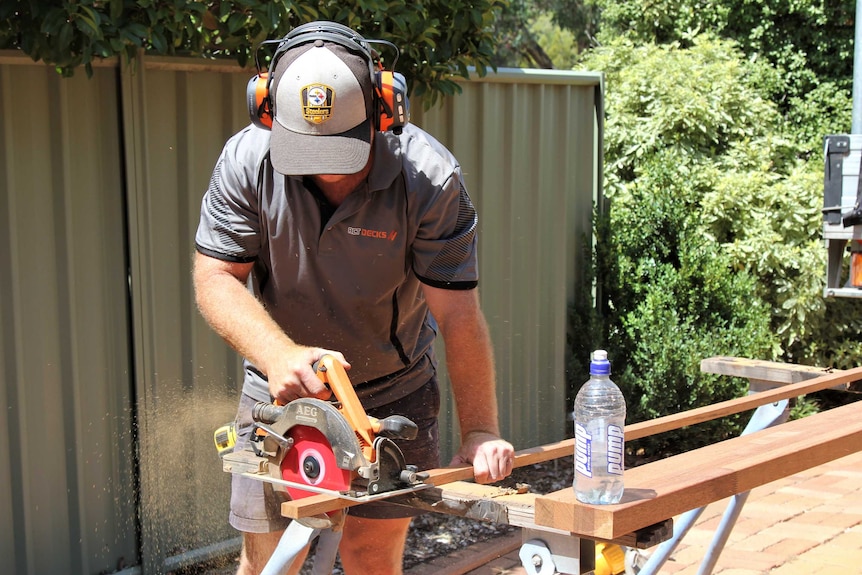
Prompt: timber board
<box><xmin>281</xmin><ymin>365</ymin><xmax>862</xmax><ymax>521</ymax></box>
<box><xmin>533</xmin><ymin>401</ymin><xmax>862</xmax><ymax>540</ymax></box>
<box><xmin>701</xmin><ymin>356</ymin><xmax>859</xmax><ymax>392</ymax></box>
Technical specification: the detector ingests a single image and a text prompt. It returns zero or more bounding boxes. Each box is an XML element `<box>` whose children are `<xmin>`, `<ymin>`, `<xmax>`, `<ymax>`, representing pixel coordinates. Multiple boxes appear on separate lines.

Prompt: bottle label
<box><xmin>574</xmin><ymin>423</ymin><xmax>592</xmax><ymax>477</ymax></box>
<box><xmin>608</xmin><ymin>424</ymin><xmax>624</xmax><ymax>475</ymax></box>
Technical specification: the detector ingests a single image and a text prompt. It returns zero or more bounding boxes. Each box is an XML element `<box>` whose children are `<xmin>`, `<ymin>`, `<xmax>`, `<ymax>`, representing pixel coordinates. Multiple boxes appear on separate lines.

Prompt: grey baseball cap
<box><xmin>269</xmin><ymin>40</ymin><xmax>374</xmax><ymax>175</ymax></box>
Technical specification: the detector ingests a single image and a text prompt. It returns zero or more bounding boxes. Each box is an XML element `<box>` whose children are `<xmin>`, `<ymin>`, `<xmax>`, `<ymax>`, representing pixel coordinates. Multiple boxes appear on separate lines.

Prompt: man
<box><xmin>193</xmin><ymin>21</ymin><xmax>514</xmax><ymax>575</ymax></box>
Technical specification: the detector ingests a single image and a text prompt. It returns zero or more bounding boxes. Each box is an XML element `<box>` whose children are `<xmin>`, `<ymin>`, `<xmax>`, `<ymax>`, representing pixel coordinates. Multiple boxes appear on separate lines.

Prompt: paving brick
<box><xmin>698</xmin><ymin>500</ymin><xmax>733</xmax><ymax>521</ymax></box>
<box><xmin>695</xmin><ymin>514</ymin><xmax>727</xmax><ymax>532</ymax></box>
<box><xmin>793</xmin><ymin>509</ymin><xmax>862</xmax><ymax>529</ymax></box>
<box><xmin>655</xmin><ymin>561</ymin><xmax>689</xmax><ymax>574</ymax></box>
<box><xmin>676</xmin><ymin>527</ymin><xmax>723</xmax><ymax>547</ymax></box>
<box><xmin>830</xmin><ymin>469</ymin><xmax>862</xmax><ymax>480</ymax></box>
<box><xmin>742</xmin><ymin>499</ymin><xmax>810</xmax><ymax>520</ymax></box>
<box><xmin>400</xmin><ymin>448</ymin><xmax>862</xmax><ymax>575</ymax></box>
<box><xmin>708</xmin><ymin>548</ymin><xmax>785</xmax><ymax>572</ymax></box>
<box><xmin>828</xmin><ymin>529</ymin><xmax>862</xmax><ymax>550</ymax></box>
<box><xmin>762</xmin><ymin>537</ymin><xmax>819</xmax><ymax>558</ymax></box>
<box><xmin>760</xmin><ymin>521</ymin><xmax>846</xmax><ymax>543</ymax></box>
<box><xmin>770</xmin><ymin>557</ymin><xmax>836</xmax><ymax>575</ymax></box>
<box><xmin>732</xmin><ymin>515</ymin><xmax>785</xmax><ymax>537</ymax></box>
<box><xmin>672</xmin><ymin>562</ymin><xmax>705</xmax><ymax>575</ymax></box>
<box><xmin>748</xmin><ymin>491</ymin><xmax>802</xmax><ymax>508</ymax></box>
<box><xmin>815</xmin><ymin>501</ymin><xmax>862</xmax><ymax>518</ymax></box>
<box><xmin>780</xmin><ymin>486</ymin><xmax>847</xmax><ymax>501</ymax></box>
<box><xmin>730</xmin><ymin>530</ymin><xmax>784</xmax><ymax>553</ymax></box>
<box><xmin>793</xmin><ymin>473</ymin><xmax>849</xmax><ymax>492</ymax></box>
<box><xmin>829</xmin><ymin>451</ymin><xmax>862</xmax><ymax>467</ymax></box>
<box><xmin>796</xmin><ymin>545</ymin><xmax>862</xmax><ymax>568</ymax></box>
<box><xmin>838</xmin><ymin>492</ymin><xmax>862</xmax><ymax>507</ymax></box>
<box><xmin>665</xmin><ymin>544</ymin><xmax>705</xmax><ymax>569</ymax></box>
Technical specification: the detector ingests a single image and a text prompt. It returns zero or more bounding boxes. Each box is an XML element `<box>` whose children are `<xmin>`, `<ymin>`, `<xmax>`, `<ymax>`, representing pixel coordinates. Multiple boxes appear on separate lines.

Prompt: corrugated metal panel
<box><xmin>0</xmin><ymin>58</ymin><xmax>137</xmax><ymax>574</ymax></box>
<box><xmin>1</xmin><ymin>50</ymin><xmax>600</xmax><ymax>573</ymax></box>
<box><xmin>412</xmin><ymin>69</ymin><xmax>602</xmax><ymax>457</ymax></box>
<box><xmin>120</xmin><ymin>58</ymin><xmax>249</xmax><ymax>572</ymax></box>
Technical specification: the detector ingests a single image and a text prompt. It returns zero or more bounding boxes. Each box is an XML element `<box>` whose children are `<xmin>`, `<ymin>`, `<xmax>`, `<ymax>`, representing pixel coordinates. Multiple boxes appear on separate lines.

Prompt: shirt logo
<box><xmin>301</xmin><ymin>84</ymin><xmax>334</xmax><ymax>124</ymax></box>
<box><xmin>347</xmin><ymin>227</ymin><xmax>398</xmax><ymax>241</ymax></box>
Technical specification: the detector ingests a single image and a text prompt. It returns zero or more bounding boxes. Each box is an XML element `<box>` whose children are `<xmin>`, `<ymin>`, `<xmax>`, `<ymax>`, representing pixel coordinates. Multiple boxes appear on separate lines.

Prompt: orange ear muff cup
<box><xmin>247</xmin><ymin>72</ymin><xmax>273</xmax><ymax>130</ymax></box>
<box><xmin>375</xmin><ymin>71</ymin><xmax>409</xmax><ymax>133</ymax></box>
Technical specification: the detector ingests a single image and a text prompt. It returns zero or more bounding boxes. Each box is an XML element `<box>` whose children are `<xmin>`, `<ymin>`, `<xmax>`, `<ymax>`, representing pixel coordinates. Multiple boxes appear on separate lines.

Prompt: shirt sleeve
<box><xmin>412</xmin><ymin>165</ymin><xmax>480</xmax><ymax>290</ymax></box>
<box><xmin>194</xmin><ymin>127</ymin><xmax>266</xmax><ymax>263</ymax></box>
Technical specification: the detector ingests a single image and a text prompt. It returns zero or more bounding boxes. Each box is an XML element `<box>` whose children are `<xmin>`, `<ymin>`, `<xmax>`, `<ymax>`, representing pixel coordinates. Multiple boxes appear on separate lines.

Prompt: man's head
<box><xmin>268</xmin><ymin>27</ymin><xmax>375</xmax><ymax>176</ymax></box>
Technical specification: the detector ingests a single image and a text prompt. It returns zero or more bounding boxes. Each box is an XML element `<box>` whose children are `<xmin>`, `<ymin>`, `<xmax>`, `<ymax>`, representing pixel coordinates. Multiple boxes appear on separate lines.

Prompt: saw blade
<box><xmin>282</xmin><ymin>425</ymin><xmax>352</xmax><ymax>500</ymax></box>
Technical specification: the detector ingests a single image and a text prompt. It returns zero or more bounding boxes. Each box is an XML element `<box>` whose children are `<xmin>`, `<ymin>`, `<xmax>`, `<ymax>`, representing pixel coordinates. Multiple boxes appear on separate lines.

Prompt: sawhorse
<box><xmin>259</xmin><ymin>519</ymin><xmax>342</xmax><ymax>575</ymax></box>
<box><xmin>515</xmin><ymin>397</ymin><xmax>789</xmax><ymax>575</ymax></box>
<box><xmin>271</xmin><ymin>362</ymin><xmax>862</xmax><ymax>575</ymax></box>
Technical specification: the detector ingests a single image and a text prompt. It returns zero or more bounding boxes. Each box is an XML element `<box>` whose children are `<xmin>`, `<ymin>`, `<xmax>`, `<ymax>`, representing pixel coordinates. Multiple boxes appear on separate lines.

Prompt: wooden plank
<box><xmin>281</xmin><ymin>438</ymin><xmax>579</xmax><ymax>519</ymax></box>
<box><xmin>700</xmin><ymin>356</ymin><xmax>859</xmax><ymax>392</ymax></box>
<box><xmin>390</xmin><ymin>481</ymin><xmax>542</xmax><ymax>527</ymax></box>
<box><xmin>387</xmin><ymin>482</ymin><xmax>672</xmax><ymax>549</ymax></box>
<box><xmin>533</xmin><ymin>401</ymin><xmax>862</xmax><ymax>541</ymax></box>
<box><xmin>282</xmin><ymin>365</ymin><xmax>862</xmax><ymax>519</ymax></box>
<box><xmin>700</xmin><ymin>356</ymin><xmax>839</xmax><ymax>383</ymax></box>
<box><xmin>624</xmin><ymin>364</ymin><xmax>862</xmax><ymax>440</ymax></box>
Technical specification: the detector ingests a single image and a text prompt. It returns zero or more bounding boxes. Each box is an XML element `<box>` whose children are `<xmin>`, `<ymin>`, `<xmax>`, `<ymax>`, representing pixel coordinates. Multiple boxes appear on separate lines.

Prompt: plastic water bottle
<box><xmin>574</xmin><ymin>349</ymin><xmax>626</xmax><ymax>504</ymax></box>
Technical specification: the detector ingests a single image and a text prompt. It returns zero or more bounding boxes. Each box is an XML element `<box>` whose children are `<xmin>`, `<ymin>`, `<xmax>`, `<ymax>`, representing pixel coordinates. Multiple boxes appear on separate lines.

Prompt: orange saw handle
<box><xmin>313</xmin><ymin>355</ymin><xmax>380</xmax><ymax>460</ymax></box>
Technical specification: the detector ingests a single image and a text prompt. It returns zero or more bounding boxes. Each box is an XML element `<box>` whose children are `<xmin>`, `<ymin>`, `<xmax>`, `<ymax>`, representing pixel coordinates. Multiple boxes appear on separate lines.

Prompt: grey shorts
<box><xmin>229</xmin><ymin>379</ymin><xmax>440</xmax><ymax>532</ymax></box>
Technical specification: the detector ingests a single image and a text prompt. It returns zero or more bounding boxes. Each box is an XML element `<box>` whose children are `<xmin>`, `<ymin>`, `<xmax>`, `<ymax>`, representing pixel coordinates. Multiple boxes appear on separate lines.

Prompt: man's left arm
<box><xmin>422</xmin><ymin>285</ymin><xmax>515</xmax><ymax>484</ymax></box>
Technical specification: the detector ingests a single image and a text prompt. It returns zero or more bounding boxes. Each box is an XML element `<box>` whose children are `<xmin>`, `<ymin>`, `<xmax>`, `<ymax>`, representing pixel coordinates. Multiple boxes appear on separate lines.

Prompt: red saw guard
<box><xmin>282</xmin><ymin>425</ymin><xmax>352</xmax><ymax>500</ymax></box>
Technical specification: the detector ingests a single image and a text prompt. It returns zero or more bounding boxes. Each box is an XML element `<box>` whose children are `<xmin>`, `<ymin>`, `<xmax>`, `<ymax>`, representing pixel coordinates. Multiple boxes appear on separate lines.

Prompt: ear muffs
<box><xmin>375</xmin><ymin>70</ymin><xmax>410</xmax><ymax>134</ymax></box>
<box><xmin>247</xmin><ymin>22</ymin><xmax>409</xmax><ymax>134</ymax></box>
<box><xmin>247</xmin><ymin>72</ymin><xmax>272</xmax><ymax>130</ymax></box>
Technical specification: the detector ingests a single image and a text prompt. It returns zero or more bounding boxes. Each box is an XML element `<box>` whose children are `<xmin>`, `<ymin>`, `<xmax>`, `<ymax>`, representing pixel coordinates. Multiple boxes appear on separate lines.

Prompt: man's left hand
<box><xmin>449</xmin><ymin>431</ymin><xmax>515</xmax><ymax>484</ymax></box>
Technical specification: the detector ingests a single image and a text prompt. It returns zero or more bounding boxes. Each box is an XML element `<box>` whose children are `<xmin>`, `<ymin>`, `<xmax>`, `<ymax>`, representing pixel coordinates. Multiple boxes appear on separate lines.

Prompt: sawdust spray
<box><xmin>136</xmin><ymin>375</ymin><xmax>240</xmax><ymax>569</ymax></box>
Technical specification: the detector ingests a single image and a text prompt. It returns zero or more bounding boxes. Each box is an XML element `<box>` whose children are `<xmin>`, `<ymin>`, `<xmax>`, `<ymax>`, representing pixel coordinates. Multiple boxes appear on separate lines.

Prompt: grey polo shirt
<box><xmin>195</xmin><ymin>123</ymin><xmax>479</xmax><ymax>407</ymax></box>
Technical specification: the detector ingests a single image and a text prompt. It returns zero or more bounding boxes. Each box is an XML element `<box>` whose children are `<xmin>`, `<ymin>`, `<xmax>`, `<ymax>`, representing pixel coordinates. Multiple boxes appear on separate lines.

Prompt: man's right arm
<box><xmin>192</xmin><ymin>251</ymin><xmax>342</xmax><ymax>402</ymax></box>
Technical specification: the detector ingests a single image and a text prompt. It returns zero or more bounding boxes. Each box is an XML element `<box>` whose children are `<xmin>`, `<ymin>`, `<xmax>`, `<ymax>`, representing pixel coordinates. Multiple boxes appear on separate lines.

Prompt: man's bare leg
<box><xmin>338</xmin><ymin>516</ymin><xmax>412</xmax><ymax>575</ymax></box>
<box><xmin>236</xmin><ymin>530</ymin><xmax>309</xmax><ymax>575</ymax></box>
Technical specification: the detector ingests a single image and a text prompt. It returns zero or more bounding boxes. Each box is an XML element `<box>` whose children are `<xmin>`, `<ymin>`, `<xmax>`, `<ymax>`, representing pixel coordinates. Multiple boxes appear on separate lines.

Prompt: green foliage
<box><xmin>533</xmin><ymin>0</ymin><xmax>599</xmax><ymax>53</ymax></box>
<box><xmin>593</xmin><ymin>0</ymin><xmax>855</xmax><ymax>156</ymax></box>
<box><xmin>0</xmin><ymin>0</ymin><xmax>506</xmax><ymax>106</ymax></box>
<box><xmin>567</xmin><ymin>220</ymin><xmax>610</xmax><ymax>408</ymax></box>
<box><xmin>569</xmin><ymin>37</ymin><xmax>816</xmax><ymax>454</ymax></box>
<box><xmin>490</xmin><ymin>0</ymin><xmax>598</xmax><ymax>67</ymax></box>
<box><xmin>553</xmin><ymin>3</ymin><xmax>862</xmax><ymax>454</ymax></box>
<box><xmin>488</xmin><ymin>0</ymin><xmax>554</xmax><ymax>68</ymax></box>
<box><xmin>607</xmin><ymin>149</ymin><xmax>776</xmax><ymax>452</ymax></box>
<box><xmin>529</xmin><ymin>12</ymin><xmax>579</xmax><ymax>69</ymax></box>
<box><xmin>695</xmin><ymin>110</ymin><xmax>862</xmax><ymax>368</ymax></box>
<box><xmin>785</xmin><ymin>82</ymin><xmax>854</xmax><ymax>155</ymax></box>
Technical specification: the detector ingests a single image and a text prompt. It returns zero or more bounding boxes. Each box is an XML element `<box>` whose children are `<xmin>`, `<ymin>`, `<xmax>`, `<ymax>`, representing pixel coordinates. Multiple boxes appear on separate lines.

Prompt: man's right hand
<box><xmin>265</xmin><ymin>345</ymin><xmax>350</xmax><ymax>404</ymax></box>
<box><xmin>192</xmin><ymin>252</ymin><xmax>351</xmax><ymax>404</ymax></box>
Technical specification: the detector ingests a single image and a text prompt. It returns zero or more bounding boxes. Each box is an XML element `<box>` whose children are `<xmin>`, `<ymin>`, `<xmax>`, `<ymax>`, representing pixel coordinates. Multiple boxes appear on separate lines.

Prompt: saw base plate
<box><xmin>238</xmin><ymin>471</ymin><xmax>432</xmax><ymax>502</ymax></box>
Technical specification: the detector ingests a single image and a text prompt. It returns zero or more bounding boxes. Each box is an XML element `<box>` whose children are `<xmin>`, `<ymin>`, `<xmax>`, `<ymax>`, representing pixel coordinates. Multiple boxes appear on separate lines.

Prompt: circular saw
<box><xmin>221</xmin><ymin>355</ymin><xmax>429</xmax><ymax>501</ymax></box>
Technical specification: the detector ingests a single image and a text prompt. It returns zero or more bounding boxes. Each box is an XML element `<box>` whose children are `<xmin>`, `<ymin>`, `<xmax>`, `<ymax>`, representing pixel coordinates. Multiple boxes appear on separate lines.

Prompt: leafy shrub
<box><xmin>0</xmin><ymin>0</ymin><xmax>505</xmax><ymax>105</ymax></box>
<box><xmin>594</xmin><ymin>0</ymin><xmax>856</xmax><ymax>137</ymax></box>
<box><xmin>567</xmin><ymin>37</ymin><xmax>835</xmax><ymax>455</ymax></box>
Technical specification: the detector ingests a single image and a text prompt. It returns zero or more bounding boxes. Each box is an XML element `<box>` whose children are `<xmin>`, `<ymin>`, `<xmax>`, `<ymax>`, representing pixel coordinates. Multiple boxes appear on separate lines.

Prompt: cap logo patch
<box><xmin>301</xmin><ymin>84</ymin><xmax>334</xmax><ymax>124</ymax></box>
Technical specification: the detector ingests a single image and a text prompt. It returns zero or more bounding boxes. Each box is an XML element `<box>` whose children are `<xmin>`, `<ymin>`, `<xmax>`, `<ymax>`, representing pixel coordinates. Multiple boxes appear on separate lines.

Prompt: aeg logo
<box><xmin>296</xmin><ymin>404</ymin><xmax>318</xmax><ymax>417</ymax></box>
<box><xmin>347</xmin><ymin>227</ymin><xmax>398</xmax><ymax>241</ymax></box>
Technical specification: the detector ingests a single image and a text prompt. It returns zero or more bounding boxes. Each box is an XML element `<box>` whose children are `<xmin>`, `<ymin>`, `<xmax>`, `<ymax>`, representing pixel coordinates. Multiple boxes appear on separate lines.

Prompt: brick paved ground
<box><xmin>453</xmin><ymin>449</ymin><xmax>862</xmax><ymax>575</ymax></box>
